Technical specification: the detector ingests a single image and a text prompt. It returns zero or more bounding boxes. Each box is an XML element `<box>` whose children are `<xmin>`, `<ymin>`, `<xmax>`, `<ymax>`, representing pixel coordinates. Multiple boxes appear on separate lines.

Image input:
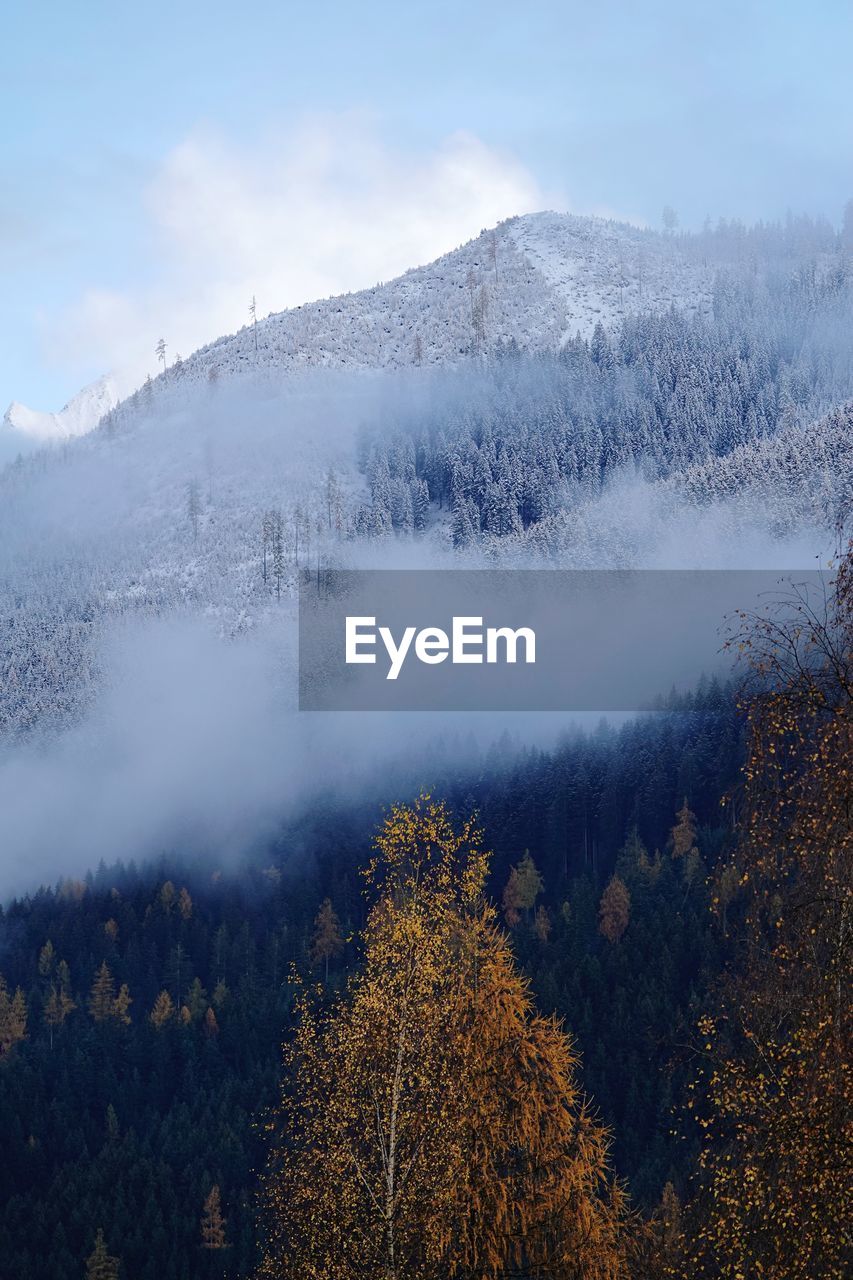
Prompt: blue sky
<box><xmin>3</xmin><ymin>0</ymin><xmax>852</xmax><ymax>411</ymax></box>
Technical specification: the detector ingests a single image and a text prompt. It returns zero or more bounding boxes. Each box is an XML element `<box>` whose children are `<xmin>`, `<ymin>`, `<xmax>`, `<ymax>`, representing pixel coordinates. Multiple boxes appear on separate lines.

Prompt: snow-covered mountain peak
<box><xmin>507</xmin><ymin>210</ymin><xmax>713</xmax><ymax>337</ymax></box>
<box><xmin>125</xmin><ymin>212</ymin><xmax>713</xmax><ymax>400</ymax></box>
<box><xmin>3</xmin><ymin>374</ymin><xmax>119</xmax><ymax>444</ymax></box>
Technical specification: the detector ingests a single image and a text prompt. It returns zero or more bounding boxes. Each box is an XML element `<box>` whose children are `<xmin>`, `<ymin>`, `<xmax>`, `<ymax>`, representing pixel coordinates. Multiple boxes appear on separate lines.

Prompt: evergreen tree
<box><xmin>85</xmin><ymin>1229</ymin><xmax>119</xmax><ymax>1280</ymax></box>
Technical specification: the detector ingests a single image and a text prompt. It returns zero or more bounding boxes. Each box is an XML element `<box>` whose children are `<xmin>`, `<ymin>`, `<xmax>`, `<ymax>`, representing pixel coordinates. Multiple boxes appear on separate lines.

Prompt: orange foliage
<box><xmin>258</xmin><ymin>797</ymin><xmax>628</xmax><ymax>1280</ymax></box>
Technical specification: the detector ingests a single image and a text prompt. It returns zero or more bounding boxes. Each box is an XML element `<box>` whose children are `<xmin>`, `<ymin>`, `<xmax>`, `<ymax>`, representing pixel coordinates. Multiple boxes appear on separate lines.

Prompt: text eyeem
<box><xmin>345</xmin><ymin>616</ymin><xmax>536</xmax><ymax>681</ymax></box>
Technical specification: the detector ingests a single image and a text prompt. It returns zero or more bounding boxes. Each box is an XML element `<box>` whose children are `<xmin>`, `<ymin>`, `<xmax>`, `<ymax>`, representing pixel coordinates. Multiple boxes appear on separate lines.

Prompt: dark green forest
<box><xmin>0</xmin><ymin>683</ymin><xmax>743</xmax><ymax>1279</ymax></box>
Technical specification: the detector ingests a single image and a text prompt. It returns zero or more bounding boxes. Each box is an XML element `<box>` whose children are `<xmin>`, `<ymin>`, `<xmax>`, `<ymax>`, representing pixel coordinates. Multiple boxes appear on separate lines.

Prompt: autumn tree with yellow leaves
<box><xmin>310</xmin><ymin>897</ymin><xmax>345</xmax><ymax>981</ymax></box>
<box><xmin>502</xmin><ymin>848</ymin><xmax>544</xmax><ymax>926</ymax></box>
<box><xmin>258</xmin><ymin>797</ymin><xmax>629</xmax><ymax>1280</ymax></box>
<box><xmin>201</xmin><ymin>1184</ymin><xmax>228</xmax><ymax>1250</ymax></box>
<box><xmin>683</xmin><ymin>550</ymin><xmax>853</xmax><ymax>1279</ymax></box>
<box><xmin>88</xmin><ymin>962</ymin><xmax>131</xmax><ymax>1025</ymax></box>
<box><xmin>0</xmin><ymin>975</ymin><xmax>27</xmax><ymax>1057</ymax></box>
<box><xmin>598</xmin><ymin>875</ymin><xmax>631</xmax><ymax>944</ymax></box>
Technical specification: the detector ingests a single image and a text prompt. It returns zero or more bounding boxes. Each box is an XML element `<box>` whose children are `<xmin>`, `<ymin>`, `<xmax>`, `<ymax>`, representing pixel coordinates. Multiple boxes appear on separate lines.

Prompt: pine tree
<box><xmin>533</xmin><ymin>903</ymin><xmax>552</xmax><ymax>943</ymax></box>
<box><xmin>85</xmin><ymin>1228</ymin><xmax>119</xmax><ymax>1280</ymax></box>
<box><xmin>38</xmin><ymin>940</ymin><xmax>55</xmax><ymax>978</ymax></box>
<box><xmin>44</xmin><ymin>978</ymin><xmax>75</xmax><ymax>1049</ymax></box>
<box><xmin>309</xmin><ymin>898</ymin><xmax>344</xmax><ymax>981</ymax></box>
<box><xmin>113</xmin><ymin>983</ymin><xmax>132</xmax><ymax>1025</ymax></box>
<box><xmin>186</xmin><ymin>976</ymin><xmax>207</xmax><ymax>1020</ymax></box>
<box><xmin>211</xmin><ymin>979</ymin><xmax>229</xmax><ymax>1009</ymax></box>
<box><xmin>200</xmin><ymin>1184</ymin><xmax>228</xmax><ymax>1249</ymax></box>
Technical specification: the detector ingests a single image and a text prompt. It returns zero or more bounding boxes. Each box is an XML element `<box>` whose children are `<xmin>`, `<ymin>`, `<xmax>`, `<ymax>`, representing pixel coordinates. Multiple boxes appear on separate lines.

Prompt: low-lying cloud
<box><xmin>46</xmin><ymin>114</ymin><xmax>547</xmax><ymax>394</ymax></box>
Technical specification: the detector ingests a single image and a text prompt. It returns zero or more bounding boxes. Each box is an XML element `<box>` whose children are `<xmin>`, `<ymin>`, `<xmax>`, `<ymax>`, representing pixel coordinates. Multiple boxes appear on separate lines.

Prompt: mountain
<box><xmin>0</xmin><ymin>208</ymin><xmax>849</xmax><ymax>880</ymax></box>
<box><xmin>2</xmin><ymin>374</ymin><xmax>119</xmax><ymax>446</ymax></box>
<box><xmin>0</xmin><ymin>212</ymin><xmax>712</xmax><ymax>463</ymax></box>
<box><xmin>153</xmin><ymin>211</ymin><xmax>715</xmax><ymax>388</ymax></box>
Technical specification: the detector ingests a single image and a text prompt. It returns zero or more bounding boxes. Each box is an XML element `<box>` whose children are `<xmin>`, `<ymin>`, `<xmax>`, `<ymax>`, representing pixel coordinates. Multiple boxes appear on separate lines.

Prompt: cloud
<box><xmin>46</xmin><ymin>114</ymin><xmax>547</xmax><ymax>393</ymax></box>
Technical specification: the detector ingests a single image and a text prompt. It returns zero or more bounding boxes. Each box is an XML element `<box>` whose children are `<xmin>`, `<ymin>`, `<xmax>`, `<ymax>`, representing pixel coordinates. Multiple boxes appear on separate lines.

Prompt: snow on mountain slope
<box><xmin>0</xmin><ymin>210</ymin><xmax>833</xmax><ymax>748</ymax></box>
<box><xmin>3</xmin><ymin>374</ymin><xmax>119</xmax><ymax>444</ymax></box>
<box><xmin>675</xmin><ymin>401</ymin><xmax>853</xmax><ymax>529</ymax></box>
<box><xmin>138</xmin><ymin>212</ymin><xmax>713</xmax><ymax>395</ymax></box>
<box><xmin>507</xmin><ymin>212</ymin><xmax>713</xmax><ymax>340</ymax></box>
<box><xmin>2</xmin><ymin>213</ymin><xmax>711</xmax><ymax>457</ymax></box>
<box><xmin>0</xmin><ymin>209</ymin><xmax>842</xmax><ymax>878</ymax></box>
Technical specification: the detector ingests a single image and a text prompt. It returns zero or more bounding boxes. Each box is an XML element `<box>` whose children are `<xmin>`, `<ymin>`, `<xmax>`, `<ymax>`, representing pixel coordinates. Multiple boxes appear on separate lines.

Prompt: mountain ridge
<box><xmin>2</xmin><ymin>374</ymin><xmax>119</xmax><ymax>447</ymax></box>
<box><xmin>4</xmin><ymin>211</ymin><xmax>715</xmax><ymax>449</ymax></box>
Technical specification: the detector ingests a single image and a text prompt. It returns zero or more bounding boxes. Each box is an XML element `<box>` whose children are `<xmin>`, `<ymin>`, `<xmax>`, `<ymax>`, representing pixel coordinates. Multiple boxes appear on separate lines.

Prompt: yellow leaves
<box><xmin>687</xmin><ymin>549</ymin><xmax>853</xmax><ymax>1279</ymax></box>
<box><xmin>259</xmin><ymin>801</ymin><xmax>628</xmax><ymax>1280</ymax></box>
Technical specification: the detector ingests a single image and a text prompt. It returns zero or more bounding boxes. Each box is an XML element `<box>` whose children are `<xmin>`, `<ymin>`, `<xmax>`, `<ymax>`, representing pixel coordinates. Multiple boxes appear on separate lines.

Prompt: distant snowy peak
<box><xmin>3</xmin><ymin>374</ymin><xmax>119</xmax><ymax>443</ymax></box>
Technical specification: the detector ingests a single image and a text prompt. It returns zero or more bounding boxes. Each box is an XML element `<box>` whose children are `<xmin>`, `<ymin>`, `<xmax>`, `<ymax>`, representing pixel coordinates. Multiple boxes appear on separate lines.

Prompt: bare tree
<box><xmin>186</xmin><ymin>479</ymin><xmax>201</xmax><ymax>542</ymax></box>
<box><xmin>488</xmin><ymin>230</ymin><xmax>499</xmax><ymax>285</ymax></box>
<box><xmin>662</xmin><ymin>205</ymin><xmax>679</xmax><ymax>234</ymax></box>
<box><xmin>249</xmin><ymin>295</ymin><xmax>259</xmax><ymax>355</ymax></box>
<box><xmin>271</xmin><ymin>510</ymin><xmax>284</xmax><ymax>599</ymax></box>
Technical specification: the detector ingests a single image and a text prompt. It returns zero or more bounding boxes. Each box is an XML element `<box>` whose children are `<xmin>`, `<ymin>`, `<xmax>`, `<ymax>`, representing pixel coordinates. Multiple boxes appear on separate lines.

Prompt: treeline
<box><xmin>353</xmin><ymin>255</ymin><xmax>853</xmax><ymax>545</ymax></box>
<box><xmin>0</xmin><ymin>681</ymin><xmax>741</xmax><ymax>1278</ymax></box>
<box><xmin>1</xmin><ymin>584</ymin><xmax>848</xmax><ymax>1277</ymax></box>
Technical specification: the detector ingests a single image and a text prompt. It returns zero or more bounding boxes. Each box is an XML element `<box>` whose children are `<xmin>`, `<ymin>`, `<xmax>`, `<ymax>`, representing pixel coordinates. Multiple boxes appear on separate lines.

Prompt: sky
<box><xmin>2</xmin><ymin>0</ymin><xmax>852</xmax><ymax>412</ymax></box>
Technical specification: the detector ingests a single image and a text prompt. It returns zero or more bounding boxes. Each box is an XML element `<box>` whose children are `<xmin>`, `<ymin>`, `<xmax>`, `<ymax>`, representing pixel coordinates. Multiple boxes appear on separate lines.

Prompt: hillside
<box><xmin>0</xmin><ymin>209</ymin><xmax>851</xmax><ymax>884</ymax></box>
<box><xmin>147</xmin><ymin>211</ymin><xmax>714</xmax><ymax>390</ymax></box>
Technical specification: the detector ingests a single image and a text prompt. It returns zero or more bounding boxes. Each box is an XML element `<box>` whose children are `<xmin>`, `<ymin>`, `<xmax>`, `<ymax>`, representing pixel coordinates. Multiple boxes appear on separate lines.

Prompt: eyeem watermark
<box><xmin>345</xmin><ymin>616</ymin><xmax>536</xmax><ymax>680</ymax></box>
<box><xmin>299</xmin><ymin>568</ymin><xmax>823</xmax><ymax>711</ymax></box>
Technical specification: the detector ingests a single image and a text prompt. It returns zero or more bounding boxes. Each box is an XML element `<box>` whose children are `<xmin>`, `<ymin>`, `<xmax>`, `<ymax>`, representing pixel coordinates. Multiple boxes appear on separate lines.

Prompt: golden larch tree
<box><xmin>0</xmin><ymin>976</ymin><xmax>27</xmax><ymax>1057</ymax></box>
<box><xmin>258</xmin><ymin>796</ymin><xmax>629</xmax><ymax>1280</ymax></box>
<box><xmin>670</xmin><ymin>799</ymin><xmax>697</xmax><ymax>858</ymax></box>
<box><xmin>44</xmin><ymin>963</ymin><xmax>75</xmax><ymax>1049</ymax></box>
<box><xmin>88</xmin><ymin>962</ymin><xmax>131</xmax><ymax>1024</ymax></box>
<box><xmin>201</xmin><ymin>1184</ymin><xmax>228</xmax><ymax>1249</ymax></box>
<box><xmin>598</xmin><ymin>875</ymin><xmax>631</xmax><ymax>944</ymax></box>
<box><xmin>310</xmin><ymin>897</ymin><xmax>345</xmax><ymax>981</ymax></box>
<box><xmin>150</xmin><ymin>990</ymin><xmax>176</xmax><ymax>1029</ymax></box>
<box><xmin>502</xmin><ymin>849</ymin><xmax>544</xmax><ymax>926</ymax></box>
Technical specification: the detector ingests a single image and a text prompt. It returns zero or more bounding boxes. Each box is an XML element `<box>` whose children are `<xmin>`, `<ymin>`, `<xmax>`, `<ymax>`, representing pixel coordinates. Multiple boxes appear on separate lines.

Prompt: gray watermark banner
<box><xmin>298</xmin><ymin>569</ymin><xmax>824</xmax><ymax>711</ymax></box>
